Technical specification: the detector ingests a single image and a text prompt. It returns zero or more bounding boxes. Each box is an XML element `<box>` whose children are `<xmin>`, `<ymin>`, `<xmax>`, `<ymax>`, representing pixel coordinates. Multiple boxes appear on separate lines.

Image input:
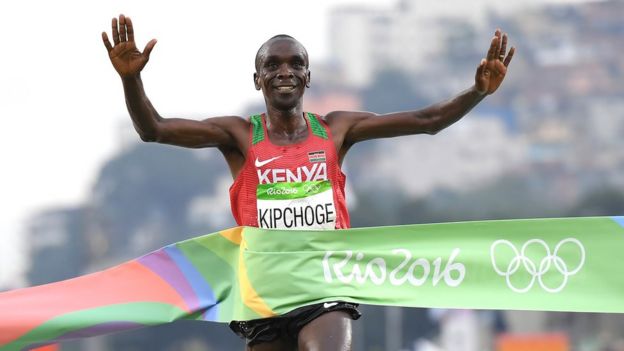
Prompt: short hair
<box><xmin>255</xmin><ymin>35</ymin><xmax>308</xmax><ymax>72</ymax></box>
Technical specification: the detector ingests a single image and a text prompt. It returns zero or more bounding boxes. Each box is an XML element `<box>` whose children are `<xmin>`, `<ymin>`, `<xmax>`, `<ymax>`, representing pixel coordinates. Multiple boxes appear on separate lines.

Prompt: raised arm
<box><xmin>327</xmin><ymin>29</ymin><xmax>515</xmax><ymax>153</ymax></box>
<box><xmin>102</xmin><ymin>15</ymin><xmax>248</xmax><ymax>149</ymax></box>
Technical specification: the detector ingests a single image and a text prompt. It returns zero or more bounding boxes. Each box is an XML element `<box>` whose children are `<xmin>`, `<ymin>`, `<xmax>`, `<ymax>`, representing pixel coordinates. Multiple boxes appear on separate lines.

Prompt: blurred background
<box><xmin>1</xmin><ymin>0</ymin><xmax>623</xmax><ymax>350</ymax></box>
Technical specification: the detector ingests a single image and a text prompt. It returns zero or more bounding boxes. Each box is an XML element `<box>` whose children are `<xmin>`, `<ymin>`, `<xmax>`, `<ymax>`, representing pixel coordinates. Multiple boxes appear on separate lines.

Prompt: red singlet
<box><xmin>229</xmin><ymin>112</ymin><xmax>350</xmax><ymax>229</ymax></box>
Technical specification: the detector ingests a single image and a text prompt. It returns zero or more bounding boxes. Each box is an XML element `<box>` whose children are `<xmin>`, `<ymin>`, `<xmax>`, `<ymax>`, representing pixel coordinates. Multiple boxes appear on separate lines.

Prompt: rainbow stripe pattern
<box><xmin>0</xmin><ymin>227</ymin><xmax>260</xmax><ymax>350</ymax></box>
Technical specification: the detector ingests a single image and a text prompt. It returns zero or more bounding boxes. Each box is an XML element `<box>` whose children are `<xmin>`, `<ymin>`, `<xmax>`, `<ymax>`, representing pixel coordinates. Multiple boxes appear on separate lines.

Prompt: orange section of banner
<box><xmin>497</xmin><ymin>333</ymin><xmax>569</xmax><ymax>351</ymax></box>
<box><xmin>31</xmin><ymin>344</ymin><xmax>59</xmax><ymax>351</ymax></box>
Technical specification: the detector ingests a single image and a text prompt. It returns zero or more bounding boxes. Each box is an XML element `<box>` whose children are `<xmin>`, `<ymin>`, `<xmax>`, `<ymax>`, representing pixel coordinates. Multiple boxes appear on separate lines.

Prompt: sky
<box><xmin>0</xmin><ymin>0</ymin><xmax>593</xmax><ymax>287</ymax></box>
<box><xmin>0</xmin><ymin>0</ymin><xmax>390</xmax><ymax>287</ymax></box>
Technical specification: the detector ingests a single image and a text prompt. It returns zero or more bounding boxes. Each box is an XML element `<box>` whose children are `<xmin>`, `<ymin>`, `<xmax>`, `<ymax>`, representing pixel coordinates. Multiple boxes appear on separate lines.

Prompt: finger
<box><xmin>102</xmin><ymin>32</ymin><xmax>113</xmax><ymax>52</ymax></box>
<box><xmin>119</xmin><ymin>14</ymin><xmax>127</xmax><ymax>42</ymax></box>
<box><xmin>499</xmin><ymin>33</ymin><xmax>508</xmax><ymax>60</ymax></box>
<box><xmin>487</xmin><ymin>36</ymin><xmax>498</xmax><ymax>61</ymax></box>
<box><xmin>126</xmin><ymin>16</ymin><xmax>135</xmax><ymax>42</ymax></box>
<box><xmin>503</xmin><ymin>46</ymin><xmax>515</xmax><ymax>67</ymax></box>
<box><xmin>495</xmin><ymin>29</ymin><xmax>502</xmax><ymax>56</ymax></box>
<box><xmin>143</xmin><ymin>39</ymin><xmax>157</xmax><ymax>60</ymax></box>
<box><xmin>112</xmin><ymin>18</ymin><xmax>120</xmax><ymax>45</ymax></box>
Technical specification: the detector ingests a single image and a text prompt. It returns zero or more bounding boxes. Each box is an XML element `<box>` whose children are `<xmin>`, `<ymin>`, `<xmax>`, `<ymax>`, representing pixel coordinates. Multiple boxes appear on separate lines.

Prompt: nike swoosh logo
<box><xmin>255</xmin><ymin>156</ymin><xmax>282</xmax><ymax>168</ymax></box>
<box><xmin>323</xmin><ymin>302</ymin><xmax>338</xmax><ymax>309</ymax></box>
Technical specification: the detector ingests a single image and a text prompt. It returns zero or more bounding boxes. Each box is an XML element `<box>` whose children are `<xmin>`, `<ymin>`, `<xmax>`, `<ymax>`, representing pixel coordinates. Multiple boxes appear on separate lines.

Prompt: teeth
<box><xmin>276</xmin><ymin>86</ymin><xmax>295</xmax><ymax>92</ymax></box>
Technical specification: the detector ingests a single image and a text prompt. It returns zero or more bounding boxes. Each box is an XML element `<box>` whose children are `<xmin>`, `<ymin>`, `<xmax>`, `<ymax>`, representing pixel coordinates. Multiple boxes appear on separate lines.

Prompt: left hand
<box><xmin>475</xmin><ymin>29</ymin><xmax>515</xmax><ymax>95</ymax></box>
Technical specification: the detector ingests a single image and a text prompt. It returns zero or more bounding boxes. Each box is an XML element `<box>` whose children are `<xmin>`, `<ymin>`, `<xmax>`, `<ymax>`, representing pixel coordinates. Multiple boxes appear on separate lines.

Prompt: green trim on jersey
<box><xmin>251</xmin><ymin>114</ymin><xmax>264</xmax><ymax>145</ymax></box>
<box><xmin>307</xmin><ymin>113</ymin><xmax>328</xmax><ymax>139</ymax></box>
<box><xmin>252</xmin><ymin>113</ymin><xmax>327</xmax><ymax>144</ymax></box>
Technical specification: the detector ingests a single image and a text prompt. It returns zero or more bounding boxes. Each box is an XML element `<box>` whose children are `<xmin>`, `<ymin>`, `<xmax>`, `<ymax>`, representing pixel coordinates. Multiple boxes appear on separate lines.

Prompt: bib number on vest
<box><xmin>256</xmin><ymin>180</ymin><xmax>336</xmax><ymax>229</ymax></box>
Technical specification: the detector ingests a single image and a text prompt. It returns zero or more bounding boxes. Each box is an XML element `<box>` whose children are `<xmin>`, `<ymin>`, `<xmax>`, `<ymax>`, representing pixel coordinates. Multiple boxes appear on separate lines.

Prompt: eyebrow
<box><xmin>264</xmin><ymin>53</ymin><xmax>306</xmax><ymax>62</ymax></box>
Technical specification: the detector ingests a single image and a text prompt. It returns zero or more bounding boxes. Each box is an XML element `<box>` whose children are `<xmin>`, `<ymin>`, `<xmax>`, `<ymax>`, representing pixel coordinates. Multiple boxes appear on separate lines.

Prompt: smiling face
<box><xmin>254</xmin><ymin>36</ymin><xmax>310</xmax><ymax>112</ymax></box>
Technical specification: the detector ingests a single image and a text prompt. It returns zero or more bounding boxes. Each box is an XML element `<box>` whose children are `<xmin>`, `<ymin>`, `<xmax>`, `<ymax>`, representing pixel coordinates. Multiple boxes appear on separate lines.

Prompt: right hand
<box><xmin>102</xmin><ymin>14</ymin><xmax>157</xmax><ymax>78</ymax></box>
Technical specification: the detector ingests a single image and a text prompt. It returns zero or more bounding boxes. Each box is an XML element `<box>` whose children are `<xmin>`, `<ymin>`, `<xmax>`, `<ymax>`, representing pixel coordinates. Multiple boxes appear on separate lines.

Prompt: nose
<box><xmin>276</xmin><ymin>64</ymin><xmax>294</xmax><ymax>80</ymax></box>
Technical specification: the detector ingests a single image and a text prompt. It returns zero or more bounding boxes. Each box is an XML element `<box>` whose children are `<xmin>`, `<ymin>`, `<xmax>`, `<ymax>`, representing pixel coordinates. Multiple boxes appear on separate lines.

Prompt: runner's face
<box><xmin>255</xmin><ymin>39</ymin><xmax>310</xmax><ymax>111</ymax></box>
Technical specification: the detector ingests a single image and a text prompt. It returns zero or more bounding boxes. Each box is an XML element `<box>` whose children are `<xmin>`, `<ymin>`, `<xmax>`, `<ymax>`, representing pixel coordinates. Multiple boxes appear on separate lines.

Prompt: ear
<box><xmin>253</xmin><ymin>73</ymin><xmax>261</xmax><ymax>90</ymax></box>
<box><xmin>305</xmin><ymin>70</ymin><xmax>311</xmax><ymax>88</ymax></box>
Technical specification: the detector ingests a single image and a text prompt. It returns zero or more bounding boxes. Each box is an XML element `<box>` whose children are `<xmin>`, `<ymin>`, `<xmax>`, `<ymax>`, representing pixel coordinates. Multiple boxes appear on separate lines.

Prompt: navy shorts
<box><xmin>229</xmin><ymin>301</ymin><xmax>361</xmax><ymax>346</ymax></box>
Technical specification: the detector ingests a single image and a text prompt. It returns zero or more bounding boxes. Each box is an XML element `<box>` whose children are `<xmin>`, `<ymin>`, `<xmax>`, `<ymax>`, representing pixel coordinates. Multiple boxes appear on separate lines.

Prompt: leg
<box><xmin>246</xmin><ymin>337</ymin><xmax>296</xmax><ymax>351</ymax></box>
<box><xmin>297</xmin><ymin>311</ymin><xmax>353</xmax><ymax>351</ymax></box>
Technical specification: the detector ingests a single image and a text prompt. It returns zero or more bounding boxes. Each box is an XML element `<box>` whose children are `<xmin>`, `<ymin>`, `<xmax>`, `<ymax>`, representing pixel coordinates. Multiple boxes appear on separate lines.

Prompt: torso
<box><xmin>229</xmin><ymin>112</ymin><xmax>350</xmax><ymax>229</ymax></box>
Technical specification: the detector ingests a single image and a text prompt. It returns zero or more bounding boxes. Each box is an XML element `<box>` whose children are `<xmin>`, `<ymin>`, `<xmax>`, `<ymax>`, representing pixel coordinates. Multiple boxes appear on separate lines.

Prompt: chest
<box><xmin>251</xmin><ymin>143</ymin><xmax>330</xmax><ymax>185</ymax></box>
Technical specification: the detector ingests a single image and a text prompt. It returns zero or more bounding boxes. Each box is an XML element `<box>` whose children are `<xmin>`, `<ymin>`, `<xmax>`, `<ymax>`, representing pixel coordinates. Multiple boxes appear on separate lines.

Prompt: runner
<box><xmin>102</xmin><ymin>14</ymin><xmax>514</xmax><ymax>351</ymax></box>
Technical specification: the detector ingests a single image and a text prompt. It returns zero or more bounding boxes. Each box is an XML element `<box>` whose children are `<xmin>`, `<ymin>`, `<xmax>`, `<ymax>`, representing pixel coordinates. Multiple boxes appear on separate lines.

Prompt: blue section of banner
<box><xmin>165</xmin><ymin>246</ymin><xmax>218</xmax><ymax>321</ymax></box>
<box><xmin>611</xmin><ymin>216</ymin><xmax>624</xmax><ymax>229</ymax></box>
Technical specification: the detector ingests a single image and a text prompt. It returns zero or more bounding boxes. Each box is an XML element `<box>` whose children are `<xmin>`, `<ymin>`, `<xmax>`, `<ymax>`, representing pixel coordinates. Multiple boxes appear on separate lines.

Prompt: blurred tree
<box><xmin>346</xmin><ymin>69</ymin><xmax>429</xmax><ymax>189</ymax></box>
<box><xmin>362</xmin><ymin>69</ymin><xmax>428</xmax><ymax>114</ymax></box>
<box><xmin>106</xmin><ymin>321</ymin><xmax>242</xmax><ymax>351</ymax></box>
<box><xmin>90</xmin><ymin>143</ymin><xmax>228</xmax><ymax>256</ymax></box>
<box><xmin>395</xmin><ymin>173</ymin><xmax>568</xmax><ymax>225</ymax></box>
<box><xmin>568</xmin><ymin>186</ymin><xmax>624</xmax><ymax>216</ymax></box>
<box><xmin>27</xmin><ymin>208</ymin><xmax>89</xmax><ymax>285</ymax></box>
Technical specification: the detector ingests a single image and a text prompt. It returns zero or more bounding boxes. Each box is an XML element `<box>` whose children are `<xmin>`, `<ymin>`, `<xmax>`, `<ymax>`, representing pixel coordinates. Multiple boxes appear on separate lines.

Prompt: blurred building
<box><xmin>328</xmin><ymin>0</ymin><xmax>579</xmax><ymax>89</ymax></box>
<box><xmin>358</xmin><ymin>116</ymin><xmax>528</xmax><ymax>198</ymax></box>
<box><xmin>329</xmin><ymin>1</ymin><xmax>475</xmax><ymax>88</ymax></box>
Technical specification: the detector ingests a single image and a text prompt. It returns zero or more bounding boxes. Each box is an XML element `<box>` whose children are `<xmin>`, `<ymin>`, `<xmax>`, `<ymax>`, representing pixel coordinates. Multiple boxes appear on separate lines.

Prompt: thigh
<box><xmin>297</xmin><ymin>311</ymin><xmax>353</xmax><ymax>351</ymax></box>
<box><xmin>246</xmin><ymin>337</ymin><xmax>296</xmax><ymax>351</ymax></box>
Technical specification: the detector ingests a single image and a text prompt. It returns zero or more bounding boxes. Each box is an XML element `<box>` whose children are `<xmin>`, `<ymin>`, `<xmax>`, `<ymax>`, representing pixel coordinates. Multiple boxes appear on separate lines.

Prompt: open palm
<box><xmin>475</xmin><ymin>29</ymin><xmax>515</xmax><ymax>95</ymax></box>
<box><xmin>102</xmin><ymin>15</ymin><xmax>157</xmax><ymax>78</ymax></box>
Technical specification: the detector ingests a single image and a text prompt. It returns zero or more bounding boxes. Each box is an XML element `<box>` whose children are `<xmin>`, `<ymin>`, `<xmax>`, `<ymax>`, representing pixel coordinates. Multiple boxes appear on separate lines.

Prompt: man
<box><xmin>102</xmin><ymin>14</ymin><xmax>514</xmax><ymax>351</ymax></box>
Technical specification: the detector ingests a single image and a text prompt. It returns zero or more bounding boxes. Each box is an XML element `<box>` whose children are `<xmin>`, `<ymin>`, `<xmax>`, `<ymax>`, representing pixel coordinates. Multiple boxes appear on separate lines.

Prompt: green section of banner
<box><xmin>3</xmin><ymin>217</ymin><xmax>624</xmax><ymax>351</ymax></box>
<box><xmin>240</xmin><ymin>217</ymin><xmax>624</xmax><ymax>315</ymax></box>
<box><xmin>256</xmin><ymin>180</ymin><xmax>331</xmax><ymax>200</ymax></box>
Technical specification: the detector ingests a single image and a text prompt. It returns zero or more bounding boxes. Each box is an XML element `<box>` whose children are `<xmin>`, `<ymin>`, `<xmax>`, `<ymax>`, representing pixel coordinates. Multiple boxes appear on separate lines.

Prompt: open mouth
<box><xmin>274</xmin><ymin>86</ymin><xmax>296</xmax><ymax>93</ymax></box>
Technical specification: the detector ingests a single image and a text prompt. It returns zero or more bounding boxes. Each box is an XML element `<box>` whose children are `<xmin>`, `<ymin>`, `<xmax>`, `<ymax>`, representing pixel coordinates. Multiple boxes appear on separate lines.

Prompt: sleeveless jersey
<box><xmin>229</xmin><ymin>112</ymin><xmax>350</xmax><ymax>229</ymax></box>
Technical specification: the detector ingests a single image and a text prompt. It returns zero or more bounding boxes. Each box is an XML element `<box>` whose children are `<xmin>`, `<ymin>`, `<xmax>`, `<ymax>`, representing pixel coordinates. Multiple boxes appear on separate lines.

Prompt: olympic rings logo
<box><xmin>303</xmin><ymin>183</ymin><xmax>321</xmax><ymax>194</ymax></box>
<box><xmin>490</xmin><ymin>238</ymin><xmax>585</xmax><ymax>293</ymax></box>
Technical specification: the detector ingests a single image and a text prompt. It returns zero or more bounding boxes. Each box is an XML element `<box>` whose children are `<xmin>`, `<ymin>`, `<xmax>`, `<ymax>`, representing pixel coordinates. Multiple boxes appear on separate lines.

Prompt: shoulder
<box><xmin>202</xmin><ymin>115</ymin><xmax>251</xmax><ymax>132</ymax></box>
<box><xmin>200</xmin><ymin>115</ymin><xmax>251</xmax><ymax>149</ymax></box>
<box><xmin>319</xmin><ymin>110</ymin><xmax>377</xmax><ymax>149</ymax></box>
<box><xmin>205</xmin><ymin>114</ymin><xmax>250</xmax><ymax>125</ymax></box>
<box><xmin>323</xmin><ymin>110</ymin><xmax>377</xmax><ymax>128</ymax></box>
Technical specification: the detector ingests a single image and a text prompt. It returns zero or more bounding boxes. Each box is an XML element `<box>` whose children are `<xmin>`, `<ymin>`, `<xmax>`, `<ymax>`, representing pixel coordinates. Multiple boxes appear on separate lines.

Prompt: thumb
<box><xmin>476</xmin><ymin>58</ymin><xmax>486</xmax><ymax>78</ymax></box>
<box><xmin>143</xmin><ymin>39</ymin><xmax>157</xmax><ymax>60</ymax></box>
<box><xmin>475</xmin><ymin>59</ymin><xmax>488</xmax><ymax>94</ymax></box>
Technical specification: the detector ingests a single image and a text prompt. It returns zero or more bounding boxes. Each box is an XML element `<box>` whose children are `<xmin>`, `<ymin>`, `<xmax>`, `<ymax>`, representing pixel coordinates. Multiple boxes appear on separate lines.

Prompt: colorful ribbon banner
<box><xmin>1</xmin><ymin>217</ymin><xmax>624</xmax><ymax>350</ymax></box>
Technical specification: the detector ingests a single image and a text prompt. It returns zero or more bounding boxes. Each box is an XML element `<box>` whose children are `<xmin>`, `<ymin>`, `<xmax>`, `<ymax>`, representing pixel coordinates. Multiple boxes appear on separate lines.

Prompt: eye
<box><xmin>266</xmin><ymin>62</ymin><xmax>278</xmax><ymax>70</ymax></box>
<box><xmin>293</xmin><ymin>61</ymin><xmax>304</xmax><ymax>69</ymax></box>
